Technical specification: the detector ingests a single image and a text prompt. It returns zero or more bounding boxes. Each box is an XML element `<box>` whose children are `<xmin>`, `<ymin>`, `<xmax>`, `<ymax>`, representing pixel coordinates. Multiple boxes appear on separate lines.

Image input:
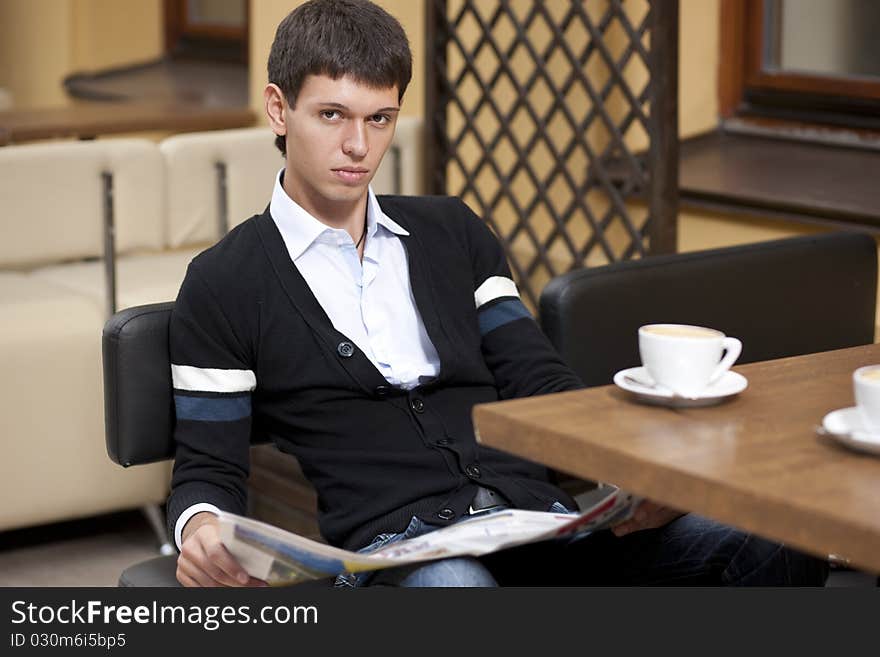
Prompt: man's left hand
<box><xmin>611</xmin><ymin>500</ymin><xmax>684</xmax><ymax>537</ymax></box>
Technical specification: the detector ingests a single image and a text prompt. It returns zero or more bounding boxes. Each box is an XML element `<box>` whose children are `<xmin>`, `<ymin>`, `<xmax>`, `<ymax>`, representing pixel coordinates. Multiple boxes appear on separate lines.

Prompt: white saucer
<box><xmin>613</xmin><ymin>366</ymin><xmax>748</xmax><ymax>408</ymax></box>
<box><xmin>820</xmin><ymin>407</ymin><xmax>880</xmax><ymax>456</ymax></box>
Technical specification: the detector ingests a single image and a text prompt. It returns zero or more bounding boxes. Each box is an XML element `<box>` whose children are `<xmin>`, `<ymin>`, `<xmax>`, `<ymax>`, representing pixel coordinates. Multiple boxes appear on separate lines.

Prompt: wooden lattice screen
<box><xmin>426</xmin><ymin>0</ymin><xmax>679</xmax><ymax>309</ymax></box>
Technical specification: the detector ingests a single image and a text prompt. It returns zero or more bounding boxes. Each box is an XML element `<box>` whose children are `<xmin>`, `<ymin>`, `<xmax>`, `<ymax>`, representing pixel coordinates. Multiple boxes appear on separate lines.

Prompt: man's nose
<box><xmin>342</xmin><ymin>123</ymin><xmax>368</xmax><ymax>158</ymax></box>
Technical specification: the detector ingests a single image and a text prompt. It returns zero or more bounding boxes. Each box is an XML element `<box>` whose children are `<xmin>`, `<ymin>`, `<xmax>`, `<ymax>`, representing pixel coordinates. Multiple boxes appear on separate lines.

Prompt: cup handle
<box><xmin>708</xmin><ymin>337</ymin><xmax>742</xmax><ymax>384</ymax></box>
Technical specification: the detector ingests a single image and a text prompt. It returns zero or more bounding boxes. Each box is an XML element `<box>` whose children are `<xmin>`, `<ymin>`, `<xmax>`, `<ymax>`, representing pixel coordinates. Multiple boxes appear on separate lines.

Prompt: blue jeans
<box><xmin>336</xmin><ymin>505</ymin><xmax>829</xmax><ymax>587</ymax></box>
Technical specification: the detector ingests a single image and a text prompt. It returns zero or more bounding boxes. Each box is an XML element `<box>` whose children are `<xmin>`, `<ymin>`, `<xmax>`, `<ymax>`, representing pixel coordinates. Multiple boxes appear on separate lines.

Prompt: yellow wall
<box><xmin>678</xmin><ymin>209</ymin><xmax>823</xmax><ymax>252</ymax></box>
<box><xmin>249</xmin><ymin>0</ymin><xmax>424</xmax><ymax>123</ymax></box>
<box><xmin>679</xmin><ymin>0</ymin><xmax>719</xmax><ymax>139</ymax></box>
<box><xmin>0</xmin><ymin>0</ymin><xmax>162</xmax><ymax>108</ymax></box>
<box><xmin>71</xmin><ymin>0</ymin><xmax>163</xmax><ymax>73</ymax></box>
<box><xmin>0</xmin><ymin>0</ymin><xmax>74</xmax><ymax>107</ymax></box>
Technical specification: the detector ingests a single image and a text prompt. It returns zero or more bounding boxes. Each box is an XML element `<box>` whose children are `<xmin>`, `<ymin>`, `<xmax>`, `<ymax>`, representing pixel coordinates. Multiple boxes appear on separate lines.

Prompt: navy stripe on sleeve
<box><xmin>173</xmin><ymin>393</ymin><xmax>251</xmax><ymax>422</ymax></box>
<box><xmin>477</xmin><ymin>298</ymin><xmax>532</xmax><ymax>335</ymax></box>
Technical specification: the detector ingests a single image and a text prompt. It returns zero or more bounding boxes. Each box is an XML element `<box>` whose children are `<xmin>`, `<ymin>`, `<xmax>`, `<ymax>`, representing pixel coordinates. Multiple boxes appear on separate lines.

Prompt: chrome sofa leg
<box><xmin>141</xmin><ymin>504</ymin><xmax>175</xmax><ymax>556</ymax></box>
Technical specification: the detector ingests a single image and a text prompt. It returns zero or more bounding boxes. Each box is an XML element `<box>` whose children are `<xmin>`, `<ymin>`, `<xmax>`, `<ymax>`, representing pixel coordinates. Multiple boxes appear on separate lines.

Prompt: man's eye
<box><xmin>320</xmin><ymin>110</ymin><xmax>340</xmax><ymax>120</ymax></box>
<box><xmin>371</xmin><ymin>114</ymin><xmax>390</xmax><ymax>125</ymax></box>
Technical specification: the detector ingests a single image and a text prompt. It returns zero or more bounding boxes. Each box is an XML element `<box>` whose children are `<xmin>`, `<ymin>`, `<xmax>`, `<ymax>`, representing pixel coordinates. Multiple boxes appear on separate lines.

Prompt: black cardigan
<box><xmin>168</xmin><ymin>195</ymin><xmax>584</xmax><ymax>550</ymax></box>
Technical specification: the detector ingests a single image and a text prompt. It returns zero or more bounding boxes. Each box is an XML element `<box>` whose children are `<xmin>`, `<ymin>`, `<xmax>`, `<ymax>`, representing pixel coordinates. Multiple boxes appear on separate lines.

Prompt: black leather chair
<box><xmin>539</xmin><ymin>232</ymin><xmax>878</xmax><ymax>388</ymax></box>
<box><xmin>103</xmin><ymin>302</ymin><xmax>330</xmax><ymax>588</ymax></box>
<box><xmin>103</xmin><ymin>302</ymin><xmax>178</xmax><ymax>586</ymax></box>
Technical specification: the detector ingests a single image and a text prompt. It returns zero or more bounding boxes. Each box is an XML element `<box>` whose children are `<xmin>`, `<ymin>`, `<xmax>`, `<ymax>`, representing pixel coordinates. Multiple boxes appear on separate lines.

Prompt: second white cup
<box><xmin>638</xmin><ymin>324</ymin><xmax>742</xmax><ymax>397</ymax></box>
<box><xmin>853</xmin><ymin>365</ymin><xmax>880</xmax><ymax>433</ymax></box>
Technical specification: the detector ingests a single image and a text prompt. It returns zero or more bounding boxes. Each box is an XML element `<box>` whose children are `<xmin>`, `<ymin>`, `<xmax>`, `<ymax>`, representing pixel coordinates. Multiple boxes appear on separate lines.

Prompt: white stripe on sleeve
<box><xmin>474</xmin><ymin>276</ymin><xmax>520</xmax><ymax>309</ymax></box>
<box><xmin>171</xmin><ymin>365</ymin><xmax>256</xmax><ymax>393</ymax></box>
<box><xmin>174</xmin><ymin>503</ymin><xmax>222</xmax><ymax>550</ymax></box>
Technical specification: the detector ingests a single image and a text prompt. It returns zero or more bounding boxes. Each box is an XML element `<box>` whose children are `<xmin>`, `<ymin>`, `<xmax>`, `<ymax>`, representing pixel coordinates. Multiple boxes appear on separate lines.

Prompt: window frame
<box><xmin>720</xmin><ymin>0</ymin><xmax>880</xmax><ymax>126</ymax></box>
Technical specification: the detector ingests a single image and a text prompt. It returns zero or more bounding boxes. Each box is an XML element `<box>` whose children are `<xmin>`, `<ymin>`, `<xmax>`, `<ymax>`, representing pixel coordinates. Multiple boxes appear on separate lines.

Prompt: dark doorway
<box><xmin>165</xmin><ymin>0</ymin><xmax>250</xmax><ymax>64</ymax></box>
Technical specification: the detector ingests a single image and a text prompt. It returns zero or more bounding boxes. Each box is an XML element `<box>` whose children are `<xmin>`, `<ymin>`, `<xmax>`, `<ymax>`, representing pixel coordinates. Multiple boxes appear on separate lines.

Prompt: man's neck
<box><xmin>282</xmin><ymin>177</ymin><xmax>368</xmax><ymax>242</ymax></box>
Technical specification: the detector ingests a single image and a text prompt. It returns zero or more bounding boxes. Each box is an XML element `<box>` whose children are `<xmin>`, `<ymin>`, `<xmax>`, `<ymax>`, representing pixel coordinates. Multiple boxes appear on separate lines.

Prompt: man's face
<box><xmin>281</xmin><ymin>74</ymin><xmax>399</xmax><ymax>218</ymax></box>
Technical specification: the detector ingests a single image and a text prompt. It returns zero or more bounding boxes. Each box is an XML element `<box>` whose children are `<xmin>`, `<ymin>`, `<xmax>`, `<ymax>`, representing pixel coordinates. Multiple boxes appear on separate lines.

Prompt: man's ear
<box><xmin>264</xmin><ymin>83</ymin><xmax>288</xmax><ymax>138</ymax></box>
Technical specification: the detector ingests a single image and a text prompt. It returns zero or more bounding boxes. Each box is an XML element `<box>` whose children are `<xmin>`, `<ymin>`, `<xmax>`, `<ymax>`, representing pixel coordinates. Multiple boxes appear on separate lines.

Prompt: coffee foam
<box><xmin>857</xmin><ymin>367</ymin><xmax>880</xmax><ymax>382</ymax></box>
<box><xmin>642</xmin><ymin>325</ymin><xmax>719</xmax><ymax>339</ymax></box>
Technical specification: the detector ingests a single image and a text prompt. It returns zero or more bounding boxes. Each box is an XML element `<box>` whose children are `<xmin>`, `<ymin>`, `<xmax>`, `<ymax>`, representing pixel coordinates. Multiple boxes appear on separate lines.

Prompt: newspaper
<box><xmin>217</xmin><ymin>486</ymin><xmax>640</xmax><ymax>586</ymax></box>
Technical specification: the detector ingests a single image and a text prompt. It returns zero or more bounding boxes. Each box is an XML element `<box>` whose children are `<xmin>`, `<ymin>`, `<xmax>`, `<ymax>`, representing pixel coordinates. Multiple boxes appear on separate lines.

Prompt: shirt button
<box><xmin>374</xmin><ymin>385</ymin><xmax>390</xmax><ymax>398</ymax></box>
<box><xmin>465</xmin><ymin>464</ymin><xmax>482</xmax><ymax>478</ymax></box>
<box><xmin>436</xmin><ymin>437</ymin><xmax>453</xmax><ymax>446</ymax></box>
<box><xmin>411</xmin><ymin>398</ymin><xmax>425</xmax><ymax>413</ymax></box>
<box><xmin>337</xmin><ymin>341</ymin><xmax>355</xmax><ymax>358</ymax></box>
<box><xmin>437</xmin><ymin>508</ymin><xmax>455</xmax><ymax>520</ymax></box>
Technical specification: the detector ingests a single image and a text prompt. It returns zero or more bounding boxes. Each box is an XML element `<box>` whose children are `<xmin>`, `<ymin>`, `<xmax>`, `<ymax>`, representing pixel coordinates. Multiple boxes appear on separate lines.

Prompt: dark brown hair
<box><xmin>267</xmin><ymin>0</ymin><xmax>412</xmax><ymax>155</ymax></box>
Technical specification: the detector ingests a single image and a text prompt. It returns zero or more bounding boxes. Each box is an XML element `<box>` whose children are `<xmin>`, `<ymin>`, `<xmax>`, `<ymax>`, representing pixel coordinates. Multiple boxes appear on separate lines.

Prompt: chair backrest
<box><xmin>539</xmin><ymin>232</ymin><xmax>878</xmax><ymax>388</ymax></box>
<box><xmin>103</xmin><ymin>302</ymin><xmax>176</xmax><ymax>466</ymax></box>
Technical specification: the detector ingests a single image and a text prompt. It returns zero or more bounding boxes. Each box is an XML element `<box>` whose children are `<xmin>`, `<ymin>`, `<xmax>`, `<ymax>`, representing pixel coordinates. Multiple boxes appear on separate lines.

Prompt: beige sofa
<box><xmin>0</xmin><ymin>139</ymin><xmax>170</xmax><ymax>533</ymax></box>
<box><xmin>0</xmin><ymin>118</ymin><xmax>423</xmax><ymax>543</ymax></box>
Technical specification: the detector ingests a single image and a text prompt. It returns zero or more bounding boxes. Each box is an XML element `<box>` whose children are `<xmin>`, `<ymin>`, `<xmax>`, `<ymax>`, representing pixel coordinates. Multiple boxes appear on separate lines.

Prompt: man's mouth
<box><xmin>332</xmin><ymin>168</ymin><xmax>369</xmax><ymax>183</ymax></box>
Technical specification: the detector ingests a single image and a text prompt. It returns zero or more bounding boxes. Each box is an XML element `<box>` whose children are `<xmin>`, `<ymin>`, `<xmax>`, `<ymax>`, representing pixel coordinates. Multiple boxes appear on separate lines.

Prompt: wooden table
<box><xmin>473</xmin><ymin>344</ymin><xmax>880</xmax><ymax>574</ymax></box>
<box><xmin>0</xmin><ymin>103</ymin><xmax>255</xmax><ymax>145</ymax></box>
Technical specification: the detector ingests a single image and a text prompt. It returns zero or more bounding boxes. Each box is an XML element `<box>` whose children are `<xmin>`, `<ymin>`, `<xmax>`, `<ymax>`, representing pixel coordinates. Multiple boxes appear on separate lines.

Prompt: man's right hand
<box><xmin>176</xmin><ymin>512</ymin><xmax>267</xmax><ymax>587</ymax></box>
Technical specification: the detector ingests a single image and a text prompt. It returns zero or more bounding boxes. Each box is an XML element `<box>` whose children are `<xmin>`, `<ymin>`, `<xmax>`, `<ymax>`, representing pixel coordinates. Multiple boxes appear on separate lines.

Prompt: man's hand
<box><xmin>176</xmin><ymin>512</ymin><xmax>268</xmax><ymax>587</ymax></box>
<box><xmin>610</xmin><ymin>500</ymin><xmax>684</xmax><ymax>537</ymax></box>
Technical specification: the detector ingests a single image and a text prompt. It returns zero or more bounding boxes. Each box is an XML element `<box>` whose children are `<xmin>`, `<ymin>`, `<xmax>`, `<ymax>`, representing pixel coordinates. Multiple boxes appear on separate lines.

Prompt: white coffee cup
<box><xmin>853</xmin><ymin>365</ymin><xmax>880</xmax><ymax>432</ymax></box>
<box><xmin>638</xmin><ymin>324</ymin><xmax>742</xmax><ymax>397</ymax></box>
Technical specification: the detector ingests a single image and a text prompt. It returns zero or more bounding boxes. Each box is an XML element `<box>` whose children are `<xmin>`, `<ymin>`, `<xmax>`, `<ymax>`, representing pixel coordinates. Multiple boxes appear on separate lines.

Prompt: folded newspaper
<box><xmin>217</xmin><ymin>485</ymin><xmax>640</xmax><ymax>585</ymax></box>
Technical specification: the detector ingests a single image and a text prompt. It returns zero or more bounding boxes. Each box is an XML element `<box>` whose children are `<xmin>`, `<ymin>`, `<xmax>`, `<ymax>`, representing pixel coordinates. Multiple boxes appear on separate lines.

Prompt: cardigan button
<box><xmin>436</xmin><ymin>437</ymin><xmax>453</xmax><ymax>446</ymax></box>
<box><xmin>411</xmin><ymin>398</ymin><xmax>425</xmax><ymax>413</ymax></box>
<box><xmin>337</xmin><ymin>341</ymin><xmax>355</xmax><ymax>358</ymax></box>
<box><xmin>437</xmin><ymin>508</ymin><xmax>455</xmax><ymax>520</ymax></box>
<box><xmin>465</xmin><ymin>464</ymin><xmax>482</xmax><ymax>478</ymax></box>
<box><xmin>374</xmin><ymin>385</ymin><xmax>391</xmax><ymax>398</ymax></box>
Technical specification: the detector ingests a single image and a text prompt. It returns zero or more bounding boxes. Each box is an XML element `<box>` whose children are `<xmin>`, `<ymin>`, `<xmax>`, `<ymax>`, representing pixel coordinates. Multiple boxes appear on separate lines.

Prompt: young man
<box><xmin>169</xmin><ymin>0</ymin><xmax>828</xmax><ymax>587</ymax></box>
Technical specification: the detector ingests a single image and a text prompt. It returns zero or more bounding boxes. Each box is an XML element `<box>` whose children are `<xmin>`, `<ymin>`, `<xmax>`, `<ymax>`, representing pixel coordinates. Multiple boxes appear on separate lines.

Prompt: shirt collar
<box><xmin>270</xmin><ymin>169</ymin><xmax>409</xmax><ymax>261</ymax></box>
<box><xmin>367</xmin><ymin>186</ymin><xmax>409</xmax><ymax>238</ymax></box>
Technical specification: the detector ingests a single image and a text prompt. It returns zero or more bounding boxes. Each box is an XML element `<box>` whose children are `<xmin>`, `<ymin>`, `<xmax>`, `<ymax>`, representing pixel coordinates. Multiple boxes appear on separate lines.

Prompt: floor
<box><xmin>0</xmin><ymin>510</ymin><xmax>875</xmax><ymax>587</ymax></box>
<box><xmin>0</xmin><ymin>511</ymin><xmax>160</xmax><ymax>587</ymax></box>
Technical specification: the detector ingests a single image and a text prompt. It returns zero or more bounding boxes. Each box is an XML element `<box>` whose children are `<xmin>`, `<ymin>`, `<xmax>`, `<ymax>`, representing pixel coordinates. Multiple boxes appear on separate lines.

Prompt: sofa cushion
<box><xmin>32</xmin><ymin>248</ymin><xmax>203</xmax><ymax>312</ymax></box>
<box><xmin>0</xmin><ymin>273</ymin><xmax>169</xmax><ymax>531</ymax></box>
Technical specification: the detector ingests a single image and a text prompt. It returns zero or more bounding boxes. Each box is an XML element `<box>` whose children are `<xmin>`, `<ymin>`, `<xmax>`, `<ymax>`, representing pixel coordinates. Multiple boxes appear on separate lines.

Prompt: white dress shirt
<box><xmin>174</xmin><ymin>170</ymin><xmax>441</xmax><ymax>548</ymax></box>
<box><xmin>270</xmin><ymin>170</ymin><xmax>441</xmax><ymax>387</ymax></box>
